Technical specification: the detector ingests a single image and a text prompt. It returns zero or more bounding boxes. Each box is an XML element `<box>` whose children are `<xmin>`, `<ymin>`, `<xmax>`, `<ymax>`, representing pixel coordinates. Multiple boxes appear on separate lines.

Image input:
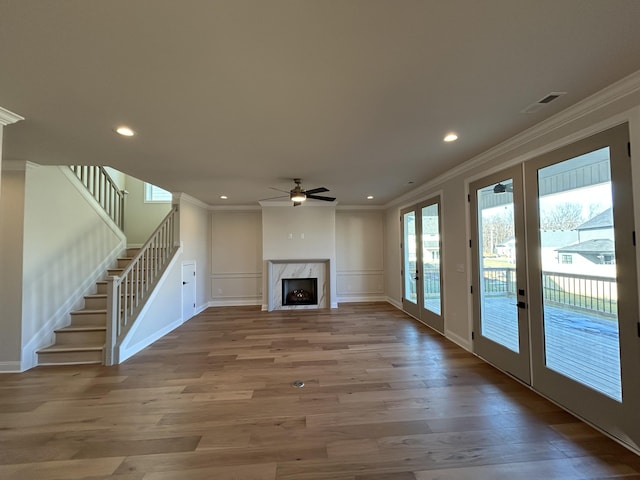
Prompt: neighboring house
<box><xmin>556</xmin><ymin>208</ymin><xmax>615</xmax><ymax>265</ymax></box>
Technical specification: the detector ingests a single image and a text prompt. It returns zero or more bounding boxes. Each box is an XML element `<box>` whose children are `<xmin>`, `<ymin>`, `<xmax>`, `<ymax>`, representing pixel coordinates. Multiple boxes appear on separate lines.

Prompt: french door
<box><xmin>470</xmin><ymin>166</ymin><xmax>530</xmax><ymax>383</ymax></box>
<box><xmin>401</xmin><ymin>197</ymin><xmax>444</xmax><ymax>332</ymax></box>
<box><xmin>471</xmin><ymin>124</ymin><xmax>640</xmax><ymax>449</ymax></box>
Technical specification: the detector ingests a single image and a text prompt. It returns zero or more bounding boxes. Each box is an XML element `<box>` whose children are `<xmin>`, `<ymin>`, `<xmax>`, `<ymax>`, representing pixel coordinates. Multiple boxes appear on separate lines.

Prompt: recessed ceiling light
<box><xmin>220</xmin><ymin>195</ymin><xmax>228</xmax><ymax>200</ymax></box>
<box><xmin>367</xmin><ymin>195</ymin><xmax>374</xmax><ymax>200</ymax></box>
<box><xmin>115</xmin><ymin>126</ymin><xmax>135</xmax><ymax>137</ymax></box>
<box><xmin>444</xmin><ymin>133</ymin><xmax>458</xmax><ymax>142</ymax></box>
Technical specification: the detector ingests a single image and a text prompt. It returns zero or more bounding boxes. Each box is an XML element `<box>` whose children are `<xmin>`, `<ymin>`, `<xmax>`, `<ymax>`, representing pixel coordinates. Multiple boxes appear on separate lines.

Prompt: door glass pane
<box><xmin>477</xmin><ymin>179</ymin><xmax>519</xmax><ymax>352</ymax></box>
<box><xmin>538</xmin><ymin>147</ymin><xmax>621</xmax><ymax>401</ymax></box>
<box><xmin>403</xmin><ymin>211</ymin><xmax>417</xmax><ymax>305</ymax></box>
<box><xmin>422</xmin><ymin>203</ymin><xmax>441</xmax><ymax>315</ymax></box>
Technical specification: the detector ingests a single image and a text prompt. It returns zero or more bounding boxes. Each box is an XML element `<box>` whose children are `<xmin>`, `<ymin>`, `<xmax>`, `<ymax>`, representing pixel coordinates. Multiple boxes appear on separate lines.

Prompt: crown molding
<box><xmin>173</xmin><ymin>192</ymin><xmax>209</xmax><ymax>210</ymax></box>
<box><xmin>0</xmin><ymin>106</ymin><xmax>24</xmax><ymax>126</ymax></box>
<box><xmin>1</xmin><ymin>160</ymin><xmax>39</xmax><ymax>172</ymax></box>
<box><xmin>209</xmin><ymin>205</ymin><xmax>261</xmax><ymax>211</ymax></box>
<box><xmin>336</xmin><ymin>205</ymin><xmax>385</xmax><ymax>211</ymax></box>
<box><xmin>385</xmin><ymin>68</ymin><xmax>640</xmax><ymax>209</ymax></box>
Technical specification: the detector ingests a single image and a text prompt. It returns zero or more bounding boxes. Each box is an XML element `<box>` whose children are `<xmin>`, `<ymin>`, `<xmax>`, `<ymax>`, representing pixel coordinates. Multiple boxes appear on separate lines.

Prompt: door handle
<box><xmin>414</xmin><ymin>276</ymin><xmax>419</xmax><ymax>280</ymax></box>
<box><xmin>182</xmin><ymin>281</ymin><xmax>188</xmax><ymax>285</ymax></box>
<box><xmin>517</xmin><ymin>301</ymin><xmax>526</xmax><ymax>309</ymax></box>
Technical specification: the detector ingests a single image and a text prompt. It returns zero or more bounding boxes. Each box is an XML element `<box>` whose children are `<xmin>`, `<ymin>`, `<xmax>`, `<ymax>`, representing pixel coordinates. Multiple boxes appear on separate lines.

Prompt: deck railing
<box><xmin>69</xmin><ymin>165</ymin><xmax>126</xmax><ymax>230</ymax></box>
<box><xmin>104</xmin><ymin>205</ymin><xmax>180</xmax><ymax>365</ymax></box>
<box><xmin>481</xmin><ymin>266</ymin><xmax>617</xmax><ymax>316</ymax></box>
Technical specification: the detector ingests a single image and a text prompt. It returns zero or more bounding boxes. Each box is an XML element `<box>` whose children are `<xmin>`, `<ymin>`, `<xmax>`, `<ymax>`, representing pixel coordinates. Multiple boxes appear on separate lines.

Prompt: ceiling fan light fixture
<box><xmin>290</xmin><ymin>191</ymin><xmax>306</xmax><ymax>202</ymax></box>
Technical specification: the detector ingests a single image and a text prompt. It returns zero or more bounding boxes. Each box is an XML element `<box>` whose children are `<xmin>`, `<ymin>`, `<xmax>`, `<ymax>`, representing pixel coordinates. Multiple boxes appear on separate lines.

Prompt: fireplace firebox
<box><xmin>282</xmin><ymin>278</ymin><xmax>318</xmax><ymax>306</ymax></box>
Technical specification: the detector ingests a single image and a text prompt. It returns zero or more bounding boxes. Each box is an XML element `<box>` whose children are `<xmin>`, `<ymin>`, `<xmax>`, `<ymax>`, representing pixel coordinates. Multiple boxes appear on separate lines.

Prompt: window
<box><xmin>561</xmin><ymin>254</ymin><xmax>572</xmax><ymax>264</ymax></box>
<box><xmin>144</xmin><ymin>183</ymin><xmax>172</xmax><ymax>203</ymax></box>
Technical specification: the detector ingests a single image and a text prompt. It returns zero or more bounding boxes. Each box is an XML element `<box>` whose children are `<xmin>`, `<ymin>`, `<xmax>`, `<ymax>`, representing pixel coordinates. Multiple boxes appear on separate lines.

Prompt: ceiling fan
<box><xmin>266</xmin><ymin>178</ymin><xmax>336</xmax><ymax>206</ymax></box>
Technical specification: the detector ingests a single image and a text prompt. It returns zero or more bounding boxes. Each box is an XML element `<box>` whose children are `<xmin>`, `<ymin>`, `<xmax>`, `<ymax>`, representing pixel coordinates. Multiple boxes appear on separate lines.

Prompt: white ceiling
<box><xmin>2</xmin><ymin>1</ymin><xmax>640</xmax><ymax>206</ymax></box>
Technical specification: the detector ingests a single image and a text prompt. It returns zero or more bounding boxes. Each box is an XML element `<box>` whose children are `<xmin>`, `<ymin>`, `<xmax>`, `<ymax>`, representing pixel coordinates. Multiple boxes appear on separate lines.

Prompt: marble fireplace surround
<box><xmin>267</xmin><ymin>259</ymin><xmax>329</xmax><ymax>311</ymax></box>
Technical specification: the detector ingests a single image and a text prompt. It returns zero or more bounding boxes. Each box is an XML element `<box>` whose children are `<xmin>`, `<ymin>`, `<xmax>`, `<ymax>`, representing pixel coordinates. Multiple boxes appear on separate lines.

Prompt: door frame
<box><xmin>524</xmin><ymin>123</ymin><xmax>640</xmax><ymax>448</ymax></box>
<box><xmin>401</xmin><ymin>196</ymin><xmax>445</xmax><ymax>332</ymax></box>
<box><xmin>470</xmin><ymin>164</ymin><xmax>531</xmax><ymax>384</ymax></box>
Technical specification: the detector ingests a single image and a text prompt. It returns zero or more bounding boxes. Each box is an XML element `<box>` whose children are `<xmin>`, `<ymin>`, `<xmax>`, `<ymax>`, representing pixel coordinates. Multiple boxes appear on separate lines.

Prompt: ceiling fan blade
<box><xmin>293</xmin><ymin>201</ymin><xmax>302</xmax><ymax>207</ymax></box>
<box><xmin>305</xmin><ymin>187</ymin><xmax>329</xmax><ymax>195</ymax></box>
<box><xmin>269</xmin><ymin>186</ymin><xmax>290</xmax><ymax>193</ymax></box>
<box><xmin>307</xmin><ymin>194</ymin><xmax>336</xmax><ymax>202</ymax></box>
<box><xmin>258</xmin><ymin>194</ymin><xmax>288</xmax><ymax>201</ymax></box>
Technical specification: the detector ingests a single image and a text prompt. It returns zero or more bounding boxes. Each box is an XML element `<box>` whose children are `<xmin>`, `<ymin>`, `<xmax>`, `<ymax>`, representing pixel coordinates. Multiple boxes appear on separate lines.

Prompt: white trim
<box><xmin>386</xmin><ymin>296</ymin><xmax>402</xmax><ymax>310</ymax></box>
<box><xmin>0</xmin><ymin>361</ymin><xmax>23</xmax><ymax>373</ymax></box>
<box><xmin>174</xmin><ymin>192</ymin><xmax>210</xmax><ymax>210</ymax></box>
<box><xmin>209</xmin><ymin>299</ymin><xmax>262</xmax><ymax>307</ymax></box>
<box><xmin>337</xmin><ymin>295</ymin><xmax>387</xmax><ymax>303</ymax></box>
<box><xmin>21</xmin><ymin>243</ymin><xmax>125</xmax><ymax>371</ymax></box>
<box><xmin>445</xmin><ymin>329</ymin><xmax>473</xmax><ymax>352</ymax></box>
<box><xmin>117</xmin><ymin>247</ymin><xmax>183</xmax><ymax>362</ymax></box>
<box><xmin>336</xmin><ymin>205</ymin><xmax>385</xmax><ymax>211</ymax></box>
<box><xmin>385</xmin><ymin>69</ymin><xmax>640</xmax><ymax>209</ymax></box>
<box><xmin>210</xmin><ymin>205</ymin><xmax>262</xmax><ymax>211</ymax></box>
<box><xmin>0</xmin><ymin>106</ymin><xmax>24</xmax><ymax>126</ymax></box>
<box><xmin>61</xmin><ymin>166</ymin><xmax>127</xmax><ymax>238</ymax></box>
<box><xmin>120</xmin><ymin>316</ymin><xmax>184</xmax><ymax>363</ymax></box>
<box><xmin>1</xmin><ymin>160</ymin><xmax>39</xmax><ymax>172</ymax></box>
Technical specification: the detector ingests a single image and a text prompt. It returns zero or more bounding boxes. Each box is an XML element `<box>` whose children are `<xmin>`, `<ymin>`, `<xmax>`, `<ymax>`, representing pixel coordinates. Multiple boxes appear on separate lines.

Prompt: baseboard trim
<box><xmin>116</xmin><ymin>247</ymin><xmax>183</xmax><ymax>363</ymax></box>
<box><xmin>0</xmin><ymin>361</ymin><xmax>23</xmax><ymax>373</ymax></box>
<box><xmin>119</xmin><ymin>316</ymin><xmax>183</xmax><ymax>363</ymax></box>
<box><xmin>209</xmin><ymin>299</ymin><xmax>262</xmax><ymax>307</ymax></box>
<box><xmin>21</xmin><ymin>241</ymin><xmax>126</xmax><ymax>371</ymax></box>
<box><xmin>337</xmin><ymin>295</ymin><xmax>387</xmax><ymax>304</ymax></box>
<box><xmin>385</xmin><ymin>297</ymin><xmax>402</xmax><ymax>310</ymax></box>
<box><xmin>445</xmin><ymin>329</ymin><xmax>473</xmax><ymax>352</ymax></box>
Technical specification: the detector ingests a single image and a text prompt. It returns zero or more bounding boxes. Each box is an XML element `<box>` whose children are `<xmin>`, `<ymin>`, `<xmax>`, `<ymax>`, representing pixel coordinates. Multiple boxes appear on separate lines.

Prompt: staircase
<box><xmin>36</xmin><ymin>248</ymin><xmax>139</xmax><ymax>366</ymax></box>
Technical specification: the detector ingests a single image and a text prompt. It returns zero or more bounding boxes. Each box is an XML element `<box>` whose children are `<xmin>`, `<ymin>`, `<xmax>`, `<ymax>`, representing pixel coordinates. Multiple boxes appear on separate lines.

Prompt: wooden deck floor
<box><xmin>481</xmin><ymin>295</ymin><xmax>621</xmax><ymax>399</ymax></box>
<box><xmin>1</xmin><ymin>303</ymin><xmax>638</xmax><ymax>479</ymax></box>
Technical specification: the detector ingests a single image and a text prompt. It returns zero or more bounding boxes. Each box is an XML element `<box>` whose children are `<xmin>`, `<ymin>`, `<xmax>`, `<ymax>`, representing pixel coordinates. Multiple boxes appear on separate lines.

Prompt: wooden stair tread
<box><xmin>71</xmin><ymin>309</ymin><xmax>107</xmax><ymax>314</ymax></box>
<box><xmin>56</xmin><ymin>326</ymin><xmax>106</xmax><ymax>333</ymax></box>
<box><xmin>38</xmin><ymin>344</ymin><xmax>103</xmax><ymax>353</ymax></box>
<box><xmin>85</xmin><ymin>294</ymin><xmax>107</xmax><ymax>299</ymax></box>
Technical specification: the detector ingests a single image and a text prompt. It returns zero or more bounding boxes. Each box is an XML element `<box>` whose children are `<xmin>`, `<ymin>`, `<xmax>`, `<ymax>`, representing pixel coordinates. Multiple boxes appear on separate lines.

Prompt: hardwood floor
<box><xmin>1</xmin><ymin>303</ymin><xmax>639</xmax><ymax>479</ymax></box>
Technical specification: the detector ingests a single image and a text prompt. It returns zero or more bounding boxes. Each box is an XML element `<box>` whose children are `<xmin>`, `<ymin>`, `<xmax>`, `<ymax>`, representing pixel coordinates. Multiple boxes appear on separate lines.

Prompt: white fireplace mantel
<box><xmin>267</xmin><ymin>259</ymin><xmax>330</xmax><ymax>311</ymax></box>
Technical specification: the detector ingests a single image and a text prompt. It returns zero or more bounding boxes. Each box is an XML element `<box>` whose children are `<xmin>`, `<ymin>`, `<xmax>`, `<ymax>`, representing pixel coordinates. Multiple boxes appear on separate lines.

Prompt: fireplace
<box><xmin>282</xmin><ymin>278</ymin><xmax>318</xmax><ymax>306</ymax></box>
<box><xmin>266</xmin><ymin>259</ymin><xmax>329</xmax><ymax>311</ymax></box>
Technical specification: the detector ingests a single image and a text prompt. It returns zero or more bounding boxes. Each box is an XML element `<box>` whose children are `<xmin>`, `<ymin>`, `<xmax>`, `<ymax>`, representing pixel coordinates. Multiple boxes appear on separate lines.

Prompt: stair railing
<box><xmin>69</xmin><ymin>165</ymin><xmax>127</xmax><ymax>230</ymax></box>
<box><xmin>104</xmin><ymin>205</ymin><xmax>180</xmax><ymax>365</ymax></box>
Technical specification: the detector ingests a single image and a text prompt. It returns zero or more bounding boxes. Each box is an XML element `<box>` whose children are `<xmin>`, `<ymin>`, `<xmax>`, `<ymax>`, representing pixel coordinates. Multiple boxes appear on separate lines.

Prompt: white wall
<box><xmin>178</xmin><ymin>194</ymin><xmax>210</xmax><ymax>313</ymax></box>
<box><xmin>118</xmin><ymin>248</ymin><xmax>183</xmax><ymax>363</ymax></box>
<box><xmin>0</xmin><ymin>164</ymin><xmax>26</xmax><ymax>370</ymax></box>
<box><xmin>384</xmin><ymin>77</ymin><xmax>640</xmax><ymax>350</ymax></box>
<box><xmin>336</xmin><ymin>209</ymin><xmax>385</xmax><ymax>303</ymax></box>
<box><xmin>21</xmin><ymin>166</ymin><xmax>126</xmax><ymax>367</ymax></box>
<box><xmin>117</xmin><ymin>193</ymin><xmax>210</xmax><ymax>362</ymax></box>
<box><xmin>210</xmin><ymin>209</ymin><xmax>262</xmax><ymax>306</ymax></box>
<box><xmin>261</xmin><ymin>204</ymin><xmax>337</xmax><ymax>308</ymax></box>
<box><xmin>123</xmin><ymin>175</ymin><xmax>171</xmax><ymax>245</ymax></box>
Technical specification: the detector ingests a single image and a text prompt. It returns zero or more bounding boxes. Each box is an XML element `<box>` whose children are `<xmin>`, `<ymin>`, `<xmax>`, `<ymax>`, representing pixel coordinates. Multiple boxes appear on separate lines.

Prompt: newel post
<box><xmin>104</xmin><ymin>275</ymin><xmax>120</xmax><ymax>366</ymax></box>
<box><xmin>172</xmin><ymin>203</ymin><xmax>180</xmax><ymax>248</ymax></box>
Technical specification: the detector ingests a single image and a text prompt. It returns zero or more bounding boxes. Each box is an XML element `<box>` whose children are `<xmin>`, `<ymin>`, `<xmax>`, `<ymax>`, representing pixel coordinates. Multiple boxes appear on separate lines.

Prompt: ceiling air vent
<box><xmin>521</xmin><ymin>91</ymin><xmax>567</xmax><ymax>114</ymax></box>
